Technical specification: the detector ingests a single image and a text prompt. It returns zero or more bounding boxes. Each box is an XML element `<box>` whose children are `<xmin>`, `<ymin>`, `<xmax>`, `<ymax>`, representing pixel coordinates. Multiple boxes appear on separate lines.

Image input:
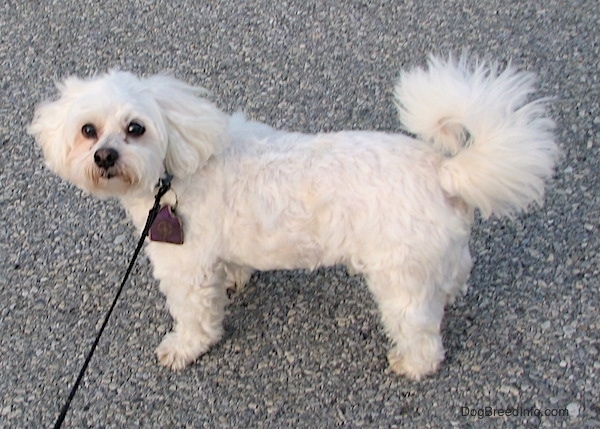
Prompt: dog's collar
<box><xmin>157</xmin><ymin>172</ymin><xmax>173</xmax><ymax>190</ymax></box>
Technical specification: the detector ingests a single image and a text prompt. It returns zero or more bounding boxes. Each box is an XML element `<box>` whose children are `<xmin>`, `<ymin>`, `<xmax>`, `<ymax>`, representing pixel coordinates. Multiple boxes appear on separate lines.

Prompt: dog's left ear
<box><xmin>144</xmin><ymin>75</ymin><xmax>228</xmax><ymax>176</ymax></box>
<box><xmin>28</xmin><ymin>77</ymin><xmax>87</xmax><ymax>178</ymax></box>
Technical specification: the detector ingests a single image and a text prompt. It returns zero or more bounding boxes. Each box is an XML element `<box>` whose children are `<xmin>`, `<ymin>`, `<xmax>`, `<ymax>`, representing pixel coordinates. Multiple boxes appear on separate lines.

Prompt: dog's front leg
<box><xmin>155</xmin><ymin>269</ymin><xmax>227</xmax><ymax>370</ymax></box>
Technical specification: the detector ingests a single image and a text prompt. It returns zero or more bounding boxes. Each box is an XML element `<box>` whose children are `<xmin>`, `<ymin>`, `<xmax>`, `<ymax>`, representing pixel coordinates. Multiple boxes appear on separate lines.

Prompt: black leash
<box><xmin>52</xmin><ymin>174</ymin><xmax>173</xmax><ymax>429</ymax></box>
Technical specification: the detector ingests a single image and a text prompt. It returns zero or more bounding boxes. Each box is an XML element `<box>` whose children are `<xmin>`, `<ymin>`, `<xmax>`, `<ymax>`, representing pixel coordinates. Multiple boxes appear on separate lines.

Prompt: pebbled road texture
<box><xmin>0</xmin><ymin>1</ymin><xmax>598</xmax><ymax>428</ymax></box>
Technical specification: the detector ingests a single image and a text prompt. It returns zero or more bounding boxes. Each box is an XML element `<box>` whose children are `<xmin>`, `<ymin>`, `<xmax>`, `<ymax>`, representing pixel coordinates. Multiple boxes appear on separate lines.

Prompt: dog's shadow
<box><xmin>221</xmin><ymin>266</ymin><xmax>389</xmax><ymax>373</ymax></box>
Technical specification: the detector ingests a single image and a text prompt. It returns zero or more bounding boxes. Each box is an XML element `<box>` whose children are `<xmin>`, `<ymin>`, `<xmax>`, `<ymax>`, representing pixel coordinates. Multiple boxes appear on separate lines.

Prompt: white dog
<box><xmin>29</xmin><ymin>55</ymin><xmax>558</xmax><ymax>380</ymax></box>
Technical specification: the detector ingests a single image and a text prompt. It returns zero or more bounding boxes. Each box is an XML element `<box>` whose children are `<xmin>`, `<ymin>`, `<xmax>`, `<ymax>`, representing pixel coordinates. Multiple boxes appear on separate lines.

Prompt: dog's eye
<box><xmin>81</xmin><ymin>123</ymin><xmax>97</xmax><ymax>139</ymax></box>
<box><xmin>127</xmin><ymin>122</ymin><xmax>145</xmax><ymax>137</ymax></box>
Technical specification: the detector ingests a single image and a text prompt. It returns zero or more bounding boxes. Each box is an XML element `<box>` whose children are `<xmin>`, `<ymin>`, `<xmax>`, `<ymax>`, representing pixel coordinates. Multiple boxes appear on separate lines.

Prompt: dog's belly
<box><xmin>223</xmin><ymin>217</ymin><xmax>341</xmax><ymax>272</ymax></box>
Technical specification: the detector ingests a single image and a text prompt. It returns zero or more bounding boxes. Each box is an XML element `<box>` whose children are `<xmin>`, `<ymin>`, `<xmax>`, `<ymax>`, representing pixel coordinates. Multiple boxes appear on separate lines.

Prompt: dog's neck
<box><xmin>118</xmin><ymin>173</ymin><xmax>186</xmax><ymax>233</ymax></box>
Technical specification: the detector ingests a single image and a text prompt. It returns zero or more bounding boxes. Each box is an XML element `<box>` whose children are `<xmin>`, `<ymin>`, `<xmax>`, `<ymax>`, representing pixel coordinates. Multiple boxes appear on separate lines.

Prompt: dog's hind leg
<box><xmin>223</xmin><ymin>263</ymin><xmax>254</xmax><ymax>295</ymax></box>
<box><xmin>155</xmin><ymin>269</ymin><xmax>227</xmax><ymax>370</ymax></box>
<box><xmin>441</xmin><ymin>243</ymin><xmax>472</xmax><ymax>306</ymax></box>
<box><xmin>366</xmin><ymin>269</ymin><xmax>446</xmax><ymax>380</ymax></box>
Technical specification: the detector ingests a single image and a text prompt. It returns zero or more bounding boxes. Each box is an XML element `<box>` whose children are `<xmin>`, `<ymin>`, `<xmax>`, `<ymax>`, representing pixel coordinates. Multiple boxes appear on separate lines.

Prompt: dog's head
<box><xmin>29</xmin><ymin>71</ymin><xmax>228</xmax><ymax>198</ymax></box>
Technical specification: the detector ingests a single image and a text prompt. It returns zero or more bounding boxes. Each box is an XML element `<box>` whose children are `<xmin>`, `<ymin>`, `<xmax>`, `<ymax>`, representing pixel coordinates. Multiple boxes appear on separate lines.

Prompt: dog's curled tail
<box><xmin>394</xmin><ymin>55</ymin><xmax>558</xmax><ymax>218</ymax></box>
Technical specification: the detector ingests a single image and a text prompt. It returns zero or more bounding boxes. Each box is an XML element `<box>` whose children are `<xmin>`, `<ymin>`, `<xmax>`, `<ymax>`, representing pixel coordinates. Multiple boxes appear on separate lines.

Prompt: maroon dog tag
<box><xmin>149</xmin><ymin>206</ymin><xmax>184</xmax><ymax>245</ymax></box>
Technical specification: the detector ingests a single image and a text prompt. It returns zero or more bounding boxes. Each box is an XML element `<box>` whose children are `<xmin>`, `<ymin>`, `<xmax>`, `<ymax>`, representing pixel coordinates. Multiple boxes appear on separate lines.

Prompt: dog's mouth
<box><xmin>99</xmin><ymin>168</ymin><xmax>117</xmax><ymax>180</ymax></box>
<box><xmin>79</xmin><ymin>162</ymin><xmax>142</xmax><ymax>197</ymax></box>
<box><xmin>90</xmin><ymin>165</ymin><xmax>131</xmax><ymax>186</ymax></box>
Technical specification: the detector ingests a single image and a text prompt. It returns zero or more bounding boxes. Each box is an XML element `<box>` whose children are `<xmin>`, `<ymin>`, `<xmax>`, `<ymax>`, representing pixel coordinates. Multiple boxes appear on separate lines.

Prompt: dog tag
<box><xmin>149</xmin><ymin>205</ymin><xmax>184</xmax><ymax>245</ymax></box>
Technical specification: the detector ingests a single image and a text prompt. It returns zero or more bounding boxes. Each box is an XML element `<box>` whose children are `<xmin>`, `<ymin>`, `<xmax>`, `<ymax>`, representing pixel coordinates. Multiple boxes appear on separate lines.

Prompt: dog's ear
<box><xmin>28</xmin><ymin>77</ymin><xmax>86</xmax><ymax>177</ymax></box>
<box><xmin>144</xmin><ymin>75</ymin><xmax>228</xmax><ymax>177</ymax></box>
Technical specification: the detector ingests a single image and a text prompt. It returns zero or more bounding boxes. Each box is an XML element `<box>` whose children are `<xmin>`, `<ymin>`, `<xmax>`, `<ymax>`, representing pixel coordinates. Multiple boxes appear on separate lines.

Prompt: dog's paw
<box><xmin>387</xmin><ymin>344</ymin><xmax>444</xmax><ymax>381</ymax></box>
<box><xmin>224</xmin><ymin>265</ymin><xmax>253</xmax><ymax>296</ymax></box>
<box><xmin>156</xmin><ymin>332</ymin><xmax>206</xmax><ymax>371</ymax></box>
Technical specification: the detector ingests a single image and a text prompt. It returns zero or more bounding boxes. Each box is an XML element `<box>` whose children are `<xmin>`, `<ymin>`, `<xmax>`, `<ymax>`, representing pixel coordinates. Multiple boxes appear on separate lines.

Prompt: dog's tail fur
<box><xmin>394</xmin><ymin>55</ymin><xmax>558</xmax><ymax>218</ymax></box>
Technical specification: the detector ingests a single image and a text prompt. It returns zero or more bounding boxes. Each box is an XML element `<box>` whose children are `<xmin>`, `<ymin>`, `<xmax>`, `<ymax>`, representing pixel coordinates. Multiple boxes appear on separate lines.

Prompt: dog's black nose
<box><xmin>94</xmin><ymin>148</ymin><xmax>119</xmax><ymax>169</ymax></box>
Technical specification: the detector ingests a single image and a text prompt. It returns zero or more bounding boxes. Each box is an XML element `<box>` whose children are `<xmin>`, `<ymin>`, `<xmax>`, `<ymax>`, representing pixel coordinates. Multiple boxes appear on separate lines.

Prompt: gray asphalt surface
<box><xmin>1</xmin><ymin>1</ymin><xmax>598</xmax><ymax>428</ymax></box>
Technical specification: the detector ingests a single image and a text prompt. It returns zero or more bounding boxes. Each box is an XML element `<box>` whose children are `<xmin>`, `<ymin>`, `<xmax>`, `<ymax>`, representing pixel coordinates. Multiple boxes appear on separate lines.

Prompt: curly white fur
<box><xmin>29</xmin><ymin>55</ymin><xmax>558</xmax><ymax>380</ymax></box>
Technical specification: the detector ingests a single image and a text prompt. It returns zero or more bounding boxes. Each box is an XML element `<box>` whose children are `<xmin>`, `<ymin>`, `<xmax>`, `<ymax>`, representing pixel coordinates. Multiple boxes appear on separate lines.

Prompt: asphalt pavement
<box><xmin>0</xmin><ymin>1</ymin><xmax>598</xmax><ymax>428</ymax></box>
